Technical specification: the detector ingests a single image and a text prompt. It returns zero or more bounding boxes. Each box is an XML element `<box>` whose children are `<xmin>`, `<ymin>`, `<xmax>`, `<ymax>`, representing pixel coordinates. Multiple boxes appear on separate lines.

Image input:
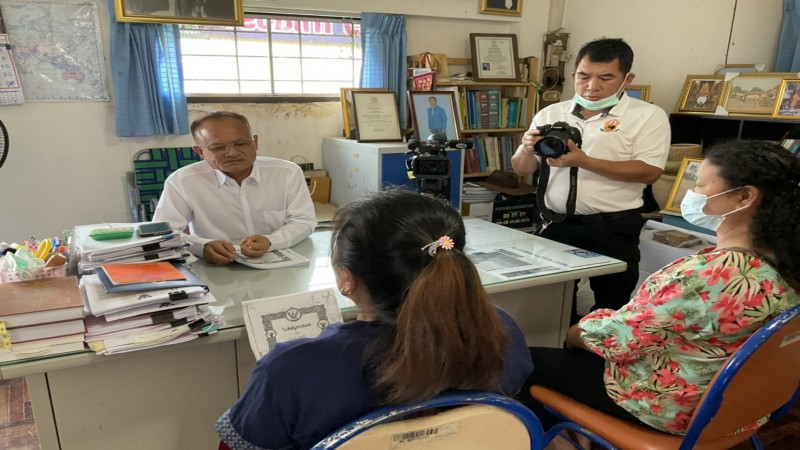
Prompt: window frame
<box><xmin>180</xmin><ymin>13</ymin><xmax>361</xmax><ymax>103</ymax></box>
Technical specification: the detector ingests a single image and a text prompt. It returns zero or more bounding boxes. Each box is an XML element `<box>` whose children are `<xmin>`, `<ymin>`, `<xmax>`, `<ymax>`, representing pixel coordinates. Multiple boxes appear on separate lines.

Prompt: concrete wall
<box><xmin>0</xmin><ymin>0</ymin><xmax>782</xmax><ymax>242</ymax></box>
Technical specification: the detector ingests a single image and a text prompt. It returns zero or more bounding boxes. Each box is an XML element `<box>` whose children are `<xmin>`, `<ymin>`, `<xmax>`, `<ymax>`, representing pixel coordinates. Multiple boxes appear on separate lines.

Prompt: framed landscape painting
<box><xmin>115</xmin><ymin>0</ymin><xmax>244</xmax><ymax>25</ymax></box>
<box><xmin>676</xmin><ymin>75</ymin><xmax>725</xmax><ymax>114</ymax></box>
<box><xmin>721</xmin><ymin>73</ymin><xmax>787</xmax><ymax>116</ymax></box>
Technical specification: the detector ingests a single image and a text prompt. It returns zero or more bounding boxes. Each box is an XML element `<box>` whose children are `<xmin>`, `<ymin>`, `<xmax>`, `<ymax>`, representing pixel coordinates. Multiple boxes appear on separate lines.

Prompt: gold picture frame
<box><xmin>114</xmin><ymin>0</ymin><xmax>244</xmax><ymax>26</ymax></box>
<box><xmin>625</xmin><ymin>85</ymin><xmax>650</xmax><ymax>102</ymax></box>
<box><xmin>773</xmin><ymin>79</ymin><xmax>800</xmax><ymax>120</ymax></box>
<box><xmin>665</xmin><ymin>157</ymin><xmax>704</xmax><ymax>213</ymax></box>
<box><xmin>720</xmin><ymin>73</ymin><xmax>790</xmax><ymax>117</ymax></box>
<box><xmin>340</xmin><ymin>88</ymin><xmax>389</xmax><ymax>139</ymax></box>
<box><xmin>676</xmin><ymin>75</ymin><xmax>726</xmax><ymax>115</ymax></box>
<box><xmin>479</xmin><ymin>0</ymin><xmax>523</xmax><ymax>17</ymax></box>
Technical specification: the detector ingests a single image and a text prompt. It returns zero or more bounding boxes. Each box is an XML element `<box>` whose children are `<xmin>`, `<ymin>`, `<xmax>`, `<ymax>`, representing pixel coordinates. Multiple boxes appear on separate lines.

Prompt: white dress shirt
<box><xmin>532</xmin><ymin>94</ymin><xmax>671</xmax><ymax>215</ymax></box>
<box><xmin>153</xmin><ymin>156</ymin><xmax>317</xmax><ymax>256</ymax></box>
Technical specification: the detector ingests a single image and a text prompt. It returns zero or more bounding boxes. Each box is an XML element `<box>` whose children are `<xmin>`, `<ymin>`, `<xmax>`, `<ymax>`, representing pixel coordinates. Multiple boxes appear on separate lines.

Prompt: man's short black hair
<box><xmin>575</xmin><ymin>38</ymin><xmax>633</xmax><ymax>74</ymax></box>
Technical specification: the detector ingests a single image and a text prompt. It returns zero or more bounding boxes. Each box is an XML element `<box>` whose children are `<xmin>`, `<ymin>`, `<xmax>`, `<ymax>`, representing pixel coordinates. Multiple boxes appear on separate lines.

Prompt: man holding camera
<box><xmin>511</xmin><ymin>38</ymin><xmax>670</xmax><ymax>322</ymax></box>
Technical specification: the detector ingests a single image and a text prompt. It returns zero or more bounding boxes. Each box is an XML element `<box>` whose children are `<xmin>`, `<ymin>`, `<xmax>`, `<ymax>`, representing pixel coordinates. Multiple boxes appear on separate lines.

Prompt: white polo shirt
<box><xmin>532</xmin><ymin>94</ymin><xmax>671</xmax><ymax>215</ymax></box>
<box><xmin>153</xmin><ymin>156</ymin><xmax>317</xmax><ymax>256</ymax></box>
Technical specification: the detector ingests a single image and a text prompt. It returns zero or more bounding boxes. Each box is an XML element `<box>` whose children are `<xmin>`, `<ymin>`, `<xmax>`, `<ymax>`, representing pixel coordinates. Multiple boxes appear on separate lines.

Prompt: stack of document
<box><xmin>463</xmin><ymin>182</ymin><xmax>499</xmax><ymax>203</ymax></box>
<box><xmin>80</xmin><ymin>261</ymin><xmax>221</xmax><ymax>355</ymax></box>
<box><xmin>73</xmin><ymin>223</ymin><xmax>190</xmax><ymax>273</ymax></box>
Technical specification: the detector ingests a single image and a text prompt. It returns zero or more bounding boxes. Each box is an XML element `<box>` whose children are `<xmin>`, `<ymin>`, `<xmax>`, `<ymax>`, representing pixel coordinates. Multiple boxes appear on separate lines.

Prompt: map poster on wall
<box><xmin>0</xmin><ymin>1</ymin><xmax>109</xmax><ymax>102</ymax></box>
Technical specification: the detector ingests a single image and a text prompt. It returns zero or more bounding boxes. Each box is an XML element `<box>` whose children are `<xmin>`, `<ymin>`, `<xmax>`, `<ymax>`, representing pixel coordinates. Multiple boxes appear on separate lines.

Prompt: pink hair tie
<box><xmin>421</xmin><ymin>236</ymin><xmax>455</xmax><ymax>256</ymax></box>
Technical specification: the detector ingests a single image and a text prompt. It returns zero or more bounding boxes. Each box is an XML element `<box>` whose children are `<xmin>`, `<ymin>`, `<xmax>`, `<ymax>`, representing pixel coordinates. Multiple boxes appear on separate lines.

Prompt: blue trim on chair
<box><xmin>310</xmin><ymin>391</ymin><xmax>545</xmax><ymax>449</ymax></box>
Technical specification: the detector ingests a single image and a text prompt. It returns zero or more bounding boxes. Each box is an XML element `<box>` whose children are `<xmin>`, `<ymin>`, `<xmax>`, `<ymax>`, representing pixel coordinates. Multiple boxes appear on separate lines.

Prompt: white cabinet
<box><xmin>322</xmin><ymin>137</ymin><xmax>464</xmax><ymax>209</ymax></box>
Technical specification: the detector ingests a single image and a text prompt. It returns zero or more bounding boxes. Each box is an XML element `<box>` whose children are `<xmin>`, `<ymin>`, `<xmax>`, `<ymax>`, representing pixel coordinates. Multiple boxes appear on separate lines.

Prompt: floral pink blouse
<box><xmin>580</xmin><ymin>248</ymin><xmax>799</xmax><ymax>434</ymax></box>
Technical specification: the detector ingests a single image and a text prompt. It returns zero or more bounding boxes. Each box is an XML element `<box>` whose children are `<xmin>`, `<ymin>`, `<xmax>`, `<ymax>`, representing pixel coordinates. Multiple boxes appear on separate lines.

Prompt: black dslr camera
<box><xmin>534</xmin><ymin>121</ymin><xmax>582</xmax><ymax>159</ymax></box>
<box><xmin>406</xmin><ymin>134</ymin><xmax>472</xmax><ymax>200</ymax></box>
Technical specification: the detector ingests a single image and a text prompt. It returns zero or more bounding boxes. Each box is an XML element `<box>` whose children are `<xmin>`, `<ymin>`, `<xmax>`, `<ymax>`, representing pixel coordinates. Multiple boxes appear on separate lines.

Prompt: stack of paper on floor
<box><xmin>0</xmin><ymin>276</ymin><xmax>87</xmax><ymax>362</ymax></box>
<box><xmin>74</xmin><ymin>223</ymin><xmax>190</xmax><ymax>273</ymax></box>
<box><xmin>80</xmin><ymin>261</ymin><xmax>221</xmax><ymax>355</ymax></box>
<box><xmin>241</xmin><ymin>288</ymin><xmax>343</xmax><ymax>360</ymax></box>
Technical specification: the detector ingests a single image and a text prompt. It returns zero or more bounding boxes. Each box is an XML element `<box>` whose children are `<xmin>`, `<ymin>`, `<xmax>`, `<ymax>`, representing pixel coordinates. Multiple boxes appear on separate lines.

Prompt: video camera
<box><xmin>534</xmin><ymin>121</ymin><xmax>582</xmax><ymax>159</ymax></box>
<box><xmin>405</xmin><ymin>134</ymin><xmax>473</xmax><ymax>200</ymax></box>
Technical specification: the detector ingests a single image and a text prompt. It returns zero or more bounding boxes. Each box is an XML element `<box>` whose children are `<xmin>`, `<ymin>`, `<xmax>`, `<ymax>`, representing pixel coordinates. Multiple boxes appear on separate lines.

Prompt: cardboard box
<box><xmin>462</xmin><ymin>195</ymin><xmax>537</xmax><ymax>229</ymax></box>
<box><xmin>492</xmin><ymin>195</ymin><xmax>537</xmax><ymax>229</ymax></box>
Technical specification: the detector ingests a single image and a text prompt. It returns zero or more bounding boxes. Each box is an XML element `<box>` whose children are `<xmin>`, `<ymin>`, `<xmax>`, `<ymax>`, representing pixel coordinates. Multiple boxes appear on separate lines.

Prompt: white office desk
<box><xmin>0</xmin><ymin>220</ymin><xmax>624</xmax><ymax>450</ymax></box>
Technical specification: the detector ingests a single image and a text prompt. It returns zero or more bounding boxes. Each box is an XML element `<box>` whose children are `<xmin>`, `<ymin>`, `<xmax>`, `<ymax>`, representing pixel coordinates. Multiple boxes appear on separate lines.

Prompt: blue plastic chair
<box><xmin>531</xmin><ymin>303</ymin><xmax>800</xmax><ymax>450</ymax></box>
<box><xmin>311</xmin><ymin>391</ymin><xmax>545</xmax><ymax>450</ymax></box>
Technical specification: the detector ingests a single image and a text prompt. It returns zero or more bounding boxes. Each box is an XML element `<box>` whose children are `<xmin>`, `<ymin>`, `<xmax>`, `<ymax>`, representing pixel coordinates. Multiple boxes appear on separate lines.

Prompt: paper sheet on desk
<box><xmin>466</xmin><ymin>243</ymin><xmax>620</xmax><ymax>281</ymax></box>
<box><xmin>241</xmin><ymin>288</ymin><xmax>343</xmax><ymax>360</ymax></box>
<box><xmin>233</xmin><ymin>246</ymin><xmax>309</xmax><ymax>269</ymax></box>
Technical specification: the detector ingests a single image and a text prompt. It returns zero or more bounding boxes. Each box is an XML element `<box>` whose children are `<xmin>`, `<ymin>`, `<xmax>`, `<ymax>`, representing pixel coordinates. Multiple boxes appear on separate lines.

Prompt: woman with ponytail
<box><xmin>217</xmin><ymin>189</ymin><xmax>533</xmax><ymax>450</ymax></box>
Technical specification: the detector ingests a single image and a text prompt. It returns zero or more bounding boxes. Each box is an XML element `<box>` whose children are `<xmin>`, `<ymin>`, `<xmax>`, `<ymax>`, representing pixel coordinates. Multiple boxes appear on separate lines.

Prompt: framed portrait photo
<box><xmin>721</xmin><ymin>73</ymin><xmax>788</xmax><ymax>117</ymax></box>
<box><xmin>339</xmin><ymin>87</ymin><xmax>389</xmax><ymax>139</ymax></box>
<box><xmin>469</xmin><ymin>33</ymin><xmax>521</xmax><ymax>82</ymax></box>
<box><xmin>407</xmin><ymin>91</ymin><xmax>461</xmax><ymax>142</ymax></box>
<box><xmin>773</xmin><ymin>79</ymin><xmax>800</xmax><ymax>120</ymax></box>
<box><xmin>351</xmin><ymin>91</ymin><xmax>403</xmax><ymax>143</ymax></box>
<box><xmin>114</xmin><ymin>0</ymin><xmax>244</xmax><ymax>26</ymax></box>
<box><xmin>479</xmin><ymin>0</ymin><xmax>523</xmax><ymax>17</ymax></box>
<box><xmin>624</xmin><ymin>85</ymin><xmax>650</xmax><ymax>102</ymax></box>
<box><xmin>665</xmin><ymin>157</ymin><xmax>704</xmax><ymax>213</ymax></box>
<box><xmin>676</xmin><ymin>75</ymin><xmax>726</xmax><ymax>114</ymax></box>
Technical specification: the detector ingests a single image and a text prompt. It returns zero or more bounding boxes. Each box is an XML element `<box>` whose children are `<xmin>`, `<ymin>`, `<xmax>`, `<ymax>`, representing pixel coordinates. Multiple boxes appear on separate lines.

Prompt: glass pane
<box><xmin>240</xmin><ymin>81</ymin><xmax>273</xmax><ymax>94</ymax></box>
<box><xmin>180</xmin><ymin>29</ymin><xmax>236</xmax><ymax>55</ymax></box>
<box><xmin>272</xmin><ymin>58</ymin><xmax>301</xmax><ymax>80</ymax></box>
<box><xmin>274</xmin><ymin>81</ymin><xmax>303</xmax><ymax>94</ymax></box>
<box><xmin>236</xmin><ymin>32</ymin><xmax>270</xmax><ymax>57</ymax></box>
<box><xmin>301</xmin><ymin>35</ymin><xmax>354</xmax><ymax>58</ymax></box>
<box><xmin>302</xmin><ymin>59</ymin><xmax>354</xmax><ymax>82</ymax></box>
<box><xmin>238</xmin><ymin>57</ymin><xmax>271</xmax><ymax>80</ymax></box>
<box><xmin>182</xmin><ymin>56</ymin><xmax>239</xmax><ymax>80</ymax></box>
<box><xmin>185</xmin><ymin>80</ymin><xmax>240</xmax><ymax>94</ymax></box>
<box><xmin>272</xmin><ymin>34</ymin><xmax>300</xmax><ymax>57</ymax></box>
<box><xmin>270</xmin><ymin>19</ymin><xmax>299</xmax><ymax>34</ymax></box>
<box><xmin>302</xmin><ymin>81</ymin><xmax>347</xmax><ymax>94</ymax></box>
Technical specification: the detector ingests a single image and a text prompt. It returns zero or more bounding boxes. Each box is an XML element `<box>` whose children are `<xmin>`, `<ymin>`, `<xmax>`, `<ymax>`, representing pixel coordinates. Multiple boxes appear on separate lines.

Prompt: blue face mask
<box><xmin>680</xmin><ymin>187</ymin><xmax>749</xmax><ymax>231</ymax></box>
<box><xmin>573</xmin><ymin>73</ymin><xmax>628</xmax><ymax>110</ymax></box>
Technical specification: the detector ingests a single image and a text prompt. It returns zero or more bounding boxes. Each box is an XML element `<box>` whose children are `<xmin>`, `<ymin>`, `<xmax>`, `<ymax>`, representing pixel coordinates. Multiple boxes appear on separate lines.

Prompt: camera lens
<box><xmin>418</xmin><ymin>160</ymin><xmax>448</xmax><ymax>175</ymax></box>
<box><xmin>535</xmin><ymin>136</ymin><xmax>567</xmax><ymax>159</ymax></box>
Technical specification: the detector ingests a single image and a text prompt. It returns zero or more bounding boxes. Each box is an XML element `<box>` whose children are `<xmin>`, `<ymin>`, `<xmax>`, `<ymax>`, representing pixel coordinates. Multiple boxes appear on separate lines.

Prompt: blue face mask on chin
<box><xmin>680</xmin><ymin>187</ymin><xmax>749</xmax><ymax>231</ymax></box>
<box><xmin>573</xmin><ymin>73</ymin><xmax>628</xmax><ymax>110</ymax></box>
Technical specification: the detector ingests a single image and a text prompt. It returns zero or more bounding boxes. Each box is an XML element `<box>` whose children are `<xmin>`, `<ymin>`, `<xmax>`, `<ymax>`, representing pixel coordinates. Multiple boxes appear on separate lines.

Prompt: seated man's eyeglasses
<box><xmin>199</xmin><ymin>138</ymin><xmax>254</xmax><ymax>153</ymax></box>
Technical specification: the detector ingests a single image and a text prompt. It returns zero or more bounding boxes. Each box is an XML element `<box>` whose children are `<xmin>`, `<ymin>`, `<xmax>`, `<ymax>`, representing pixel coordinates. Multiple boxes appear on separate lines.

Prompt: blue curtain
<box><xmin>359</xmin><ymin>13</ymin><xmax>408</xmax><ymax>128</ymax></box>
<box><xmin>776</xmin><ymin>0</ymin><xmax>800</xmax><ymax>71</ymax></box>
<box><xmin>108</xmin><ymin>0</ymin><xmax>189</xmax><ymax>137</ymax></box>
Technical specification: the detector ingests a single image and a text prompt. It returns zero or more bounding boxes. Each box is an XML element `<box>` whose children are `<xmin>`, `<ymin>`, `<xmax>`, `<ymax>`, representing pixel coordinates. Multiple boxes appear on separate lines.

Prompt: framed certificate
<box><xmin>351</xmin><ymin>91</ymin><xmax>403</xmax><ymax>143</ymax></box>
<box><xmin>470</xmin><ymin>33</ymin><xmax>521</xmax><ymax>82</ymax></box>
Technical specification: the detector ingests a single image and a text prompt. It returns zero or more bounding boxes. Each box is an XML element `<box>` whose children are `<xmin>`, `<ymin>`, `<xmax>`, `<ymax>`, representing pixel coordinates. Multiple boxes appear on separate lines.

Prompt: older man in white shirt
<box><xmin>153</xmin><ymin>111</ymin><xmax>317</xmax><ymax>265</ymax></box>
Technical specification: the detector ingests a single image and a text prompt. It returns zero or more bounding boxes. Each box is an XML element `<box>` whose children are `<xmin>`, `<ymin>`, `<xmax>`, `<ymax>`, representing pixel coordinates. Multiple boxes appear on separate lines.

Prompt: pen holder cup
<box><xmin>0</xmin><ymin>264</ymin><xmax>67</xmax><ymax>284</ymax></box>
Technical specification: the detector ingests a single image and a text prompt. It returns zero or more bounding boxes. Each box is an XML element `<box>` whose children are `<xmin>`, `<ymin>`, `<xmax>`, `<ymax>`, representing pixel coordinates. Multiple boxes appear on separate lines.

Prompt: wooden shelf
<box><xmin>462</xmin><ymin>127</ymin><xmax>527</xmax><ymax>134</ymax></box>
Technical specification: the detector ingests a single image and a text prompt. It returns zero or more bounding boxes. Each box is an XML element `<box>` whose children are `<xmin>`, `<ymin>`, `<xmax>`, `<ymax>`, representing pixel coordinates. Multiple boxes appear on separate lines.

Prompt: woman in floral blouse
<box><xmin>520</xmin><ymin>140</ymin><xmax>800</xmax><ymax>434</ymax></box>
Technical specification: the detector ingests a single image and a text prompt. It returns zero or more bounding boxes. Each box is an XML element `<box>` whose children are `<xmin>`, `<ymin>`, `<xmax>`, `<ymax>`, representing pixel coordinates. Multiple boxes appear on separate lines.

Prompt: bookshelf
<box><xmin>408</xmin><ymin>55</ymin><xmax>538</xmax><ymax>179</ymax></box>
<box><xmin>438</xmin><ymin>80</ymin><xmax>536</xmax><ymax>178</ymax></box>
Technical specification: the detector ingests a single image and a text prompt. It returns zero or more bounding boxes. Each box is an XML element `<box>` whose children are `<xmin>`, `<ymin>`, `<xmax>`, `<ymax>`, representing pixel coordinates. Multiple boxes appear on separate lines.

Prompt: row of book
<box><xmin>779</xmin><ymin>137</ymin><xmax>800</xmax><ymax>156</ymax></box>
<box><xmin>461</xmin><ymin>89</ymin><xmax>529</xmax><ymax>130</ymax></box>
<box><xmin>464</xmin><ymin>135</ymin><xmax>520</xmax><ymax>174</ymax></box>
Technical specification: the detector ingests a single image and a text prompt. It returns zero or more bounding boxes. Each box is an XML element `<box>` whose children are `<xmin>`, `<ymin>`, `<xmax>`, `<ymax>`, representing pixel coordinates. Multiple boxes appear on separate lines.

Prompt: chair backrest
<box><xmin>310</xmin><ymin>391</ymin><xmax>544</xmax><ymax>450</ymax></box>
<box><xmin>128</xmin><ymin>147</ymin><xmax>201</xmax><ymax>222</ymax></box>
<box><xmin>683</xmin><ymin>303</ymin><xmax>800</xmax><ymax>448</ymax></box>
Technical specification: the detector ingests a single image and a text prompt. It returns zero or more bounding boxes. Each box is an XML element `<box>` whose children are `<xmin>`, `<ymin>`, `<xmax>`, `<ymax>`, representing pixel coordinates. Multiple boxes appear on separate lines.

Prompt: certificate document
<box><xmin>351</xmin><ymin>91</ymin><xmax>402</xmax><ymax>142</ymax></box>
<box><xmin>241</xmin><ymin>288</ymin><xmax>344</xmax><ymax>360</ymax></box>
<box><xmin>471</xmin><ymin>34</ymin><xmax>520</xmax><ymax>82</ymax></box>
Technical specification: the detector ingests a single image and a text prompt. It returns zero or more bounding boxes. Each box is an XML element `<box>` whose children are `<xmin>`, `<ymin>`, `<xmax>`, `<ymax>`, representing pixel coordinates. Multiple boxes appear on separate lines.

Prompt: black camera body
<box><xmin>406</xmin><ymin>134</ymin><xmax>472</xmax><ymax>180</ymax></box>
<box><xmin>534</xmin><ymin>121</ymin><xmax>582</xmax><ymax>159</ymax></box>
<box><xmin>405</xmin><ymin>134</ymin><xmax>473</xmax><ymax>201</ymax></box>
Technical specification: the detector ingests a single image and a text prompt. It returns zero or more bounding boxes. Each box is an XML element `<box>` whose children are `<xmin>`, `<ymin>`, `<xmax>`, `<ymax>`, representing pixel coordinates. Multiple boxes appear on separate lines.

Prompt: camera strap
<box><xmin>535</xmin><ymin>164</ymin><xmax>578</xmax><ymax>235</ymax></box>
